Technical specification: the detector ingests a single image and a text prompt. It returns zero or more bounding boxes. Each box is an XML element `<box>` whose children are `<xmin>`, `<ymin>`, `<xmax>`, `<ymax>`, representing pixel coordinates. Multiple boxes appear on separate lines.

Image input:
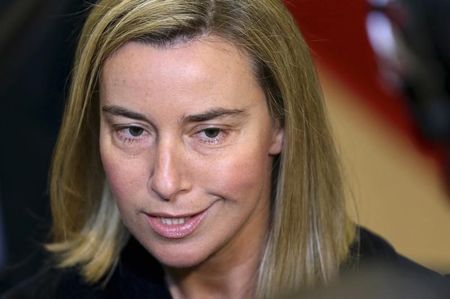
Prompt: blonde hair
<box><xmin>48</xmin><ymin>0</ymin><xmax>355</xmax><ymax>298</ymax></box>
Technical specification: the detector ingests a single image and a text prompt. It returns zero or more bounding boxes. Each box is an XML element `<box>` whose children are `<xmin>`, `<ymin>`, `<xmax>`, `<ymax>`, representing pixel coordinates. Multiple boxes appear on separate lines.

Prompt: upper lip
<box><xmin>145</xmin><ymin>206</ymin><xmax>210</xmax><ymax>218</ymax></box>
<box><xmin>144</xmin><ymin>198</ymin><xmax>219</xmax><ymax>218</ymax></box>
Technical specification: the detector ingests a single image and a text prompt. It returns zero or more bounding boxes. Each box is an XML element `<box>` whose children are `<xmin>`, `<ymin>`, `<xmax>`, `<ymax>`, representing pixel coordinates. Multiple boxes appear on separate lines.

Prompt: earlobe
<box><xmin>269</xmin><ymin>127</ymin><xmax>284</xmax><ymax>155</ymax></box>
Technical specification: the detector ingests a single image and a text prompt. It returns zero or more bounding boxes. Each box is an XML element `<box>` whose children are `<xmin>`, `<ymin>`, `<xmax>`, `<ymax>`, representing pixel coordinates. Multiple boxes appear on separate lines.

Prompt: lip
<box><xmin>145</xmin><ymin>208</ymin><xmax>209</xmax><ymax>239</ymax></box>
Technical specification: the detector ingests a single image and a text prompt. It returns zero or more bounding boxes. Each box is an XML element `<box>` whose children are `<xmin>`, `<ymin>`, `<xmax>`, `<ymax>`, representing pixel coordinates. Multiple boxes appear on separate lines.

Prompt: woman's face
<box><xmin>99</xmin><ymin>37</ymin><xmax>283</xmax><ymax>268</ymax></box>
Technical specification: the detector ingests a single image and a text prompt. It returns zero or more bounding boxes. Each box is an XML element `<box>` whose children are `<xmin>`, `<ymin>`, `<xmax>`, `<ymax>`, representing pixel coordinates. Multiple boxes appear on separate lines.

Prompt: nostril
<box><xmin>148</xmin><ymin>157</ymin><xmax>181</xmax><ymax>201</ymax></box>
<box><xmin>148</xmin><ymin>165</ymin><xmax>192</xmax><ymax>202</ymax></box>
<box><xmin>149</xmin><ymin>173</ymin><xmax>180</xmax><ymax>202</ymax></box>
<box><xmin>149</xmin><ymin>186</ymin><xmax>172</xmax><ymax>202</ymax></box>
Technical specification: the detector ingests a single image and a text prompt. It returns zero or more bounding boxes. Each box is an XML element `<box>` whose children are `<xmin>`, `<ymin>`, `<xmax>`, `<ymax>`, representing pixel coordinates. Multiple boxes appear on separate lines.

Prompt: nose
<box><xmin>149</xmin><ymin>139</ymin><xmax>190</xmax><ymax>201</ymax></box>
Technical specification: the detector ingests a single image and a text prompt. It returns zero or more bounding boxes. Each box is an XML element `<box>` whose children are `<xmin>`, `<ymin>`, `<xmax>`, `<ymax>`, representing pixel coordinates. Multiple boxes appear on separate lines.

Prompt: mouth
<box><xmin>145</xmin><ymin>208</ymin><xmax>209</xmax><ymax>239</ymax></box>
<box><xmin>159</xmin><ymin>217</ymin><xmax>190</xmax><ymax>225</ymax></box>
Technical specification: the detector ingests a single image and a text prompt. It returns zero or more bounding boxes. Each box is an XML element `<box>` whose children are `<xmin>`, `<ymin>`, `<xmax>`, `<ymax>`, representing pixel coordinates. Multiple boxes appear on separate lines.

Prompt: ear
<box><xmin>269</xmin><ymin>123</ymin><xmax>284</xmax><ymax>155</ymax></box>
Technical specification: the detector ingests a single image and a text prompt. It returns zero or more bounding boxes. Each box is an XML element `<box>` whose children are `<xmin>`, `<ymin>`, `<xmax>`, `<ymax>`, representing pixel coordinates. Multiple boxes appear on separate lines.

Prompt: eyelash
<box><xmin>195</xmin><ymin>127</ymin><xmax>228</xmax><ymax>145</ymax></box>
<box><xmin>115</xmin><ymin>125</ymin><xmax>148</xmax><ymax>144</ymax></box>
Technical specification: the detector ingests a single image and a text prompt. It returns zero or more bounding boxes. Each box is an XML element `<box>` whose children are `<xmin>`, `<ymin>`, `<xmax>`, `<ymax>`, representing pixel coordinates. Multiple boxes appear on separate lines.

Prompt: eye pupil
<box><xmin>129</xmin><ymin>127</ymin><xmax>143</xmax><ymax>137</ymax></box>
<box><xmin>204</xmin><ymin>128</ymin><xmax>220</xmax><ymax>138</ymax></box>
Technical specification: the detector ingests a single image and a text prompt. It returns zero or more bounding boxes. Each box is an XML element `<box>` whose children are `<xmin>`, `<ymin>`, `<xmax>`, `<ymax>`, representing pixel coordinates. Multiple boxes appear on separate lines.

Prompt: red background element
<box><xmin>285</xmin><ymin>0</ymin><xmax>445</xmax><ymax>174</ymax></box>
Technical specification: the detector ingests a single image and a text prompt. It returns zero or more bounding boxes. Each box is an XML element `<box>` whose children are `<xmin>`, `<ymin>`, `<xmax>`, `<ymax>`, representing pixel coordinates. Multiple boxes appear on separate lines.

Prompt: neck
<box><xmin>166</xmin><ymin>253</ymin><xmax>261</xmax><ymax>299</ymax></box>
<box><xmin>164</xmin><ymin>217</ymin><xmax>268</xmax><ymax>299</ymax></box>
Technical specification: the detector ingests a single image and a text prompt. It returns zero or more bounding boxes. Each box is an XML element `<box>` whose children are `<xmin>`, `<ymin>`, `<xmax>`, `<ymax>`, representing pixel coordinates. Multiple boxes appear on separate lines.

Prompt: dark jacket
<box><xmin>3</xmin><ymin>228</ymin><xmax>449</xmax><ymax>298</ymax></box>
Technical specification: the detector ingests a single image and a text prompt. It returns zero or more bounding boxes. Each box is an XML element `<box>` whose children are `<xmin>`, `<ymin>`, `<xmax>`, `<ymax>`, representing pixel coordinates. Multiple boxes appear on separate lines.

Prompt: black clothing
<box><xmin>3</xmin><ymin>228</ymin><xmax>449</xmax><ymax>298</ymax></box>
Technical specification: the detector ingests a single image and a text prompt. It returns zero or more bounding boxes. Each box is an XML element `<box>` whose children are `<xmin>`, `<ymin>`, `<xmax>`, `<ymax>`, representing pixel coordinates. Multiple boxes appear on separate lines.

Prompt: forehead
<box><xmin>100</xmin><ymin>36</ymin><xmax>264</xmax><ymax>115</ymax></box>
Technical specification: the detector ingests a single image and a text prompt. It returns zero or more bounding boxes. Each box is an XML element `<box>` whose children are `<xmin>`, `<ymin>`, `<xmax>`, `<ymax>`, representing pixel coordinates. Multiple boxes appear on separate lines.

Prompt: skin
<box><xmin>99</xmin><ymin>36</ymin><xmax>284</xmax><ymax>299</ymax></box>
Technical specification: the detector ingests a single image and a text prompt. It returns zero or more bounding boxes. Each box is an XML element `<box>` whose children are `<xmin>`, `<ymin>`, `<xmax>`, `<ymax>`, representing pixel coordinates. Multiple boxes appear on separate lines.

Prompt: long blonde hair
<box><xmin>48</xmin><ymin>0</ymin><xmax>355</xmax><ymax>298</ymax></box>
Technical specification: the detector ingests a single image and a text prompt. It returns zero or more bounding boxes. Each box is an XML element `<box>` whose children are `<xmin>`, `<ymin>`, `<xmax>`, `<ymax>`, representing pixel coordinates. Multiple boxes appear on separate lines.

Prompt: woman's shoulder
<box><xmin>2</xmin><ymin>240</ymin><xmax>171</xmax><ymax>299</ymax></box>
<box><xmin>352</xmin><ymin>226</ymin><xmax>445</xmax><ymax>276</ymax></box>
<box><xmin>308</xmin><ymin>227</ymin><xmax>449</xmax><ymax>298</ymax></box>
<box><xmin>1</xmin><ymin>264</ymin><xmax>105</xmax><ymax>299</ymax></box>
<box><xmin>350</xmin><ymin>227</ymin><xmax>440</xmax><ymax>271</ymax></box>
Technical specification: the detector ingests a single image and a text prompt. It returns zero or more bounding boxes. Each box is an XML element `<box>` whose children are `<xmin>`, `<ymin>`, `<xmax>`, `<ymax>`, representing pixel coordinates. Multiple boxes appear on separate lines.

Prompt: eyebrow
<box><xmin>102</xmin><ymin>105</ymin><xmax>247</xmax><ymax>124</ymax></box>
<box><xmin>182</xmin><ymin>108</ymin><xmax>246</xmax><ymax>123</ymax></box>
<box><xmin>102</xmin><ymin>105</ymin><xmax>150</xmax><ymax>122</ymax></box>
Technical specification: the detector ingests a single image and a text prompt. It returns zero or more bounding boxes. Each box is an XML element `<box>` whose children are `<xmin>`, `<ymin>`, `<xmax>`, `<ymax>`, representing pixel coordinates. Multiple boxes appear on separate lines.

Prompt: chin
<box><xmin>140</xmin><ymin>239</ymin><xmax>211</xmax><ymax>269</ymax></box>
<box><xmin>158</xmin><ymin>255</ymin><xmax>202</xmax><ymax>269</ymax></box>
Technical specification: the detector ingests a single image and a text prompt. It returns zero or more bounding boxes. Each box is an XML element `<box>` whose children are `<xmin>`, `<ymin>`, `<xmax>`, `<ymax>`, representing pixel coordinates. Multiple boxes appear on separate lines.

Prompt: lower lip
<box><xmin>146</xmin><ymin>209</ymin><xmax>208</xmax><ymax>239</ymax></box>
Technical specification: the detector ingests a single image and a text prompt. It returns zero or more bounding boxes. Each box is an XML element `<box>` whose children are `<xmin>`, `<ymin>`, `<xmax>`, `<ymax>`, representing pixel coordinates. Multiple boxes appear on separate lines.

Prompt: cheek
<box><xmin>100</xmin><ymin>142</ymin><xmax>149</xmax><ymax>207</ymax></box>
<box><xmin>204</xmin><ymin>145</ymin><xmax>273</xmax><ymax>200</ymax></box>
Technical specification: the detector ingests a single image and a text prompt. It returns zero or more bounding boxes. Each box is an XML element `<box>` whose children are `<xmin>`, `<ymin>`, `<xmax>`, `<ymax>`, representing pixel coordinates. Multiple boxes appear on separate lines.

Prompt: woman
<box><xmin>6</xmin><ymin>0</ymin><xmax>441</xmax><ymax>298</ymax></box>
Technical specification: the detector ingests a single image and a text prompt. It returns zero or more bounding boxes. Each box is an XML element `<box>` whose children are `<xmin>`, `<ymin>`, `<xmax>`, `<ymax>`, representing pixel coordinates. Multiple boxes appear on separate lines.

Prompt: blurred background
<box><xmin>0</xmin><ymin>0</ymin><xmax>449</xmax><ymax>292</ymax></box>
<box><xmin>287</xmin><ymin>0</ymin><xmax>450</xmax><ymax>273</ymax></box>
<box><xmin>0</xmin><ymin>0</ymin><xmax>90</xmax><ymax>290</ymax></box>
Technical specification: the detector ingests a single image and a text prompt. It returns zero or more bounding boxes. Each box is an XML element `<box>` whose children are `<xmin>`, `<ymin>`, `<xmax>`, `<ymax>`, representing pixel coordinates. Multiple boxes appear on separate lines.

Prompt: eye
<box><xmin>128</xmin><ymin>126</ymin><xmax>144</xmax><ymax>137</ymax></box>
<box><xmin>203</xmin><ymin>128</ymin><xmax>221</xmax><ymax>139</ymax></box>
<box><xmin>195</xmin><ymin>127</ymin><xmax>229</xmax><ymax>146</ymax></box>
<box><xmin>115</xmin><ymin>125</ymin><xmax>149</xmax><ymax>145</ymax></box>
